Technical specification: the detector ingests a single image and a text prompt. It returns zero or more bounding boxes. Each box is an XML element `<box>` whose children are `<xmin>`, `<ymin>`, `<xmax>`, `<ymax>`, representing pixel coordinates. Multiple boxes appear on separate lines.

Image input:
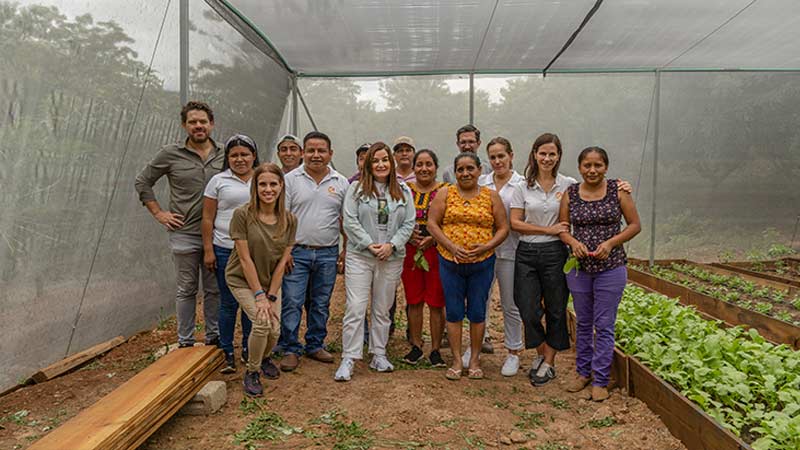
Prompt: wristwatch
<box><xmin>390</xmin><ymin>243</ymin><xmax>397</xmax><ymax>253</ymax></box>
<box><xmin>267</xmin><ymin>293</ymin><xmax>278</xmax><ymax>303</ymax></box>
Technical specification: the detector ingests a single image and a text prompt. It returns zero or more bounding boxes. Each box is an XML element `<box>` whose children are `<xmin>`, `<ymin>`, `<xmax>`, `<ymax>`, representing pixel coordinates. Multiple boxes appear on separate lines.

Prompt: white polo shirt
<box><xmin>285</xmin><ymin>166</ymin><xmax>349</xmax><ymax>247</ymax></box>
<box><xmin>479</xmin><ymin>170</ymin><xmax>525</xmax><ymax>260</ymax></box>
<box><xmin>203</xmin><ymin>169</ymin><xmax>252</xmax><ymax>249</ymax></box>
<box><xmin>510</xmin><ymin>173</ymin><xmax>577</xmax><ymax>244</ymax></box>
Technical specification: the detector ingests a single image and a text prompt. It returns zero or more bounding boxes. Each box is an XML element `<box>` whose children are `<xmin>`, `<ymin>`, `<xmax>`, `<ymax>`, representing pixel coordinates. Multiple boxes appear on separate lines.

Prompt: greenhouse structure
<box><xmin>1</xmin><ymin>1</ymin><xmax>799</xmax><ymax>449</ymax></box>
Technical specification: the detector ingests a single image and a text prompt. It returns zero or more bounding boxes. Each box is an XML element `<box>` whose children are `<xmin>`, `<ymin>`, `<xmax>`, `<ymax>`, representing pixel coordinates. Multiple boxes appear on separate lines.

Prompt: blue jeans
<box><xmin>439</xmin><ymin>255</ymin><xmax>496</xmax><ymax>323</ymax></box>
<box><xmin>214</xmin><ymin>245</ymin><xmax>252</xmax><ymax>355</ymax></box>
<box><xmin>279</xmin><ymin>245</ymin><xmax>339</xmax><ymax>355</ymax></box>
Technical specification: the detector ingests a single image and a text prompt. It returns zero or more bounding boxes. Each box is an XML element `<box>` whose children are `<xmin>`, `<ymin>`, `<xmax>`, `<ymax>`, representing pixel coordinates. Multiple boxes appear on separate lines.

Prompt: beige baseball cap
<box><xmin>393</xmin><ymin>136</ymin><xmax>415</xmax><ymax>151</ymax></box>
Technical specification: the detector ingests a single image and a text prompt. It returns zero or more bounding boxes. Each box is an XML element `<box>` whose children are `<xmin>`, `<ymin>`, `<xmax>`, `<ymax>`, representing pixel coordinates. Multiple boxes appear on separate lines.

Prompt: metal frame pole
<box><xmin>469</xmin><ymin>73</ymin><xmax>475</xmax><ymax>124</ymax></box>
<box><xmin>179</xmin><ymin>0</ymin><xmax>189</xmax><ymax>105</ymax></box>
<box><xmin>291</xmin><ymin>75</ymin><xmax>299</xmax><ymax>136</ymax></box>
<box><xmin>648</xmin><ymin>70</ymin><xmax>661</xmax><ymax>266</ymax></box>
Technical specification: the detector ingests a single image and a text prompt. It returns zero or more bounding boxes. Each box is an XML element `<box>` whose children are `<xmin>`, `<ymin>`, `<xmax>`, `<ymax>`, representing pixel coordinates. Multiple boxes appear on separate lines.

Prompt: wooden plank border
<box><xmin>626</xmin><ymin>263</ymin><xmax>800</xmax><ymax>349</ymax></box>
<box><xmin>31</xmin><ymin>336</ymin><xmax>126</xmax><ymax>383</ymax></box>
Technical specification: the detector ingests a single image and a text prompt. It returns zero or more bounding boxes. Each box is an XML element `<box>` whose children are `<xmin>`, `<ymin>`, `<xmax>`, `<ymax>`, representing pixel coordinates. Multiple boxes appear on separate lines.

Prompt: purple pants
<box><xmin>566</xmin><ymin>265</ymin><xmax>627</xmax><ymax>387</ymax></box>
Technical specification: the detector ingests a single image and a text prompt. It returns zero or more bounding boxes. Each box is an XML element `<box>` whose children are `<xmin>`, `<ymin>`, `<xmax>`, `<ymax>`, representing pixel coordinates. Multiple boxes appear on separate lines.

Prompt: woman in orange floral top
<box><xmin>427</xmin><ymin>152</ymin><xmax>509</xmax><ymax>380</ymax></box>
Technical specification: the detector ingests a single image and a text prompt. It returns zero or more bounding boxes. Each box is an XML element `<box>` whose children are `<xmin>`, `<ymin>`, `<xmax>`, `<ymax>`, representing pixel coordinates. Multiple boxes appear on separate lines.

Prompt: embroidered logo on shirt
<box><xmin>556</xmin><ymin>191</ymin><xmax>564</xmax><ymax>200</ymax></box>
<box><xmin>328</xmin><ymin>186</ymin><xmax>337</xmax><ymax>195</ymax></box>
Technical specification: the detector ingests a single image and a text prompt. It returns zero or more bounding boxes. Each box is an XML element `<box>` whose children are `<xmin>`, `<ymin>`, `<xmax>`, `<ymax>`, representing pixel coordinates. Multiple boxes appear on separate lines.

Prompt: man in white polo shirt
<box><xmin>278</xmin><ymin>131</ymin><xmax>349</xmax><ymax>371</ymax></box>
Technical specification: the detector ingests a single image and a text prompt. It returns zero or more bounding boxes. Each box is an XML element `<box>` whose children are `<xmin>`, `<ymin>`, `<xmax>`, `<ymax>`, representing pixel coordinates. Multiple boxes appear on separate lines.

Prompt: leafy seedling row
<box><xmin>617</xmin><ymin>286</ymin><xmax>800</xmax><ymax>450</ymax></box>
<box><xmin>631</xmin><ymin>262</ymin><xmax>800</xmax><ymax>326</ymax></box>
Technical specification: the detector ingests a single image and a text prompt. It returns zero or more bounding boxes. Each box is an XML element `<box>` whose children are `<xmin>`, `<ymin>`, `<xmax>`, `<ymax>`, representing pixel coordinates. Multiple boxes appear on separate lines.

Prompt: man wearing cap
<box><xmin>276</xmin><ymin>134</ymin><xmax>302</xmax><ymax>174</ymax></box>
<box><xmin>441</xmin><ymin>124</ymin><xmax>490</xmax><ymax>184</ymax></box>
<box><xmin>393</xmin><ymin>136</ymin><xmax>416</xmax><ymax>183</ymax></box>
<box><xmin>135</xmin><ymin>101</ymin><xmax>224</xmax><ymax>348</ymax></box>
<box><xmin>279</xmin><ymin>131</ymin><xmax>349</xmax><ymax>371</ymax></box>
<box><xmin>347</xmin><ymin>143</ymin><xmax>371</xmax><ymax>184</ymax></box>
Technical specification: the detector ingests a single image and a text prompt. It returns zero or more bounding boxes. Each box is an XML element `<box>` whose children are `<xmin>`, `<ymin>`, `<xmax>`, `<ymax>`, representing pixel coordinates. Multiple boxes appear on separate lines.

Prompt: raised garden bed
<box><xmin>627</xmin><ymin>260</ymin><xmax>800</xmax><ymax>348</ymax></box>
<box><xmin>569</xmin><ymin>285</ymin><xmax>800</xmax><ymax>450</ymax></box>
<box><xmin>612</xmin><ymin>286</ymin><xmax>799</xmax><ymax>450</ymax></box>
<box><xmin>713</xmin><ymin>258</ymin><xmax>800</xmax><ymax>288</ymax></box>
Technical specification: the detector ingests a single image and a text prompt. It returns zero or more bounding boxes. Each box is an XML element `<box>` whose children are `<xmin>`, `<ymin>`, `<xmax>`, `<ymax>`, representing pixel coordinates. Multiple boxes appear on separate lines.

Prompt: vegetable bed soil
<box><xmin>0</xmin><ymin>276</ymin><xmax>685</xmax><ymax>450</ymax></box>
<box><xmin>713</xmin><ymin>258</ymin><xmax>800</xmax><ymax>288</ymax></box>
<box><xmin>629</xmin><ymin>260</ymin><xmax>800</xmax><ymax>333</ymax></box>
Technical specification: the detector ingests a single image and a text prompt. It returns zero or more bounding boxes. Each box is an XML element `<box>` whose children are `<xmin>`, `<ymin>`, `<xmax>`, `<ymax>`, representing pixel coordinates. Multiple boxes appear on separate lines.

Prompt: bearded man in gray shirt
<box><xmin>134</xmin><ymin>101</ymin><xmax>224</xmax><ymax>348</ymax></box>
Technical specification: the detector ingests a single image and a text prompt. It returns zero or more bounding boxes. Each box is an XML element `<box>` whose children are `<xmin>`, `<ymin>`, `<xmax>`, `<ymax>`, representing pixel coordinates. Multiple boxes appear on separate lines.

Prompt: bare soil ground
<box><xmin>0</xmin><ymin>276</ymin><xmax>684</xmax><ymax>450</ymax></box>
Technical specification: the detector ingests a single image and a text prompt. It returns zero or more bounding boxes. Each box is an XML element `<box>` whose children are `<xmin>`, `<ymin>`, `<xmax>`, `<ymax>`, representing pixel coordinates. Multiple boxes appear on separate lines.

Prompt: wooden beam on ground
<box><xmin>28</xmin><ymin>346</ymin><xmax>223</xmax><ymax>450</ymax></box>
<box><xmin>31</xmin><ymin>336</ymin><xmax>126</xmax><ymax>383</ymax></box>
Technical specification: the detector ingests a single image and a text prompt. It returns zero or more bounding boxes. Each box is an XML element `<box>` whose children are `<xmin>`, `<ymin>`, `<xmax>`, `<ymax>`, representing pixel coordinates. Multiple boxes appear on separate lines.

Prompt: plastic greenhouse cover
<box><xmin>219</xmin><ymin>0</ymin><xmax>800</xmax><ymax>75</ymax></box>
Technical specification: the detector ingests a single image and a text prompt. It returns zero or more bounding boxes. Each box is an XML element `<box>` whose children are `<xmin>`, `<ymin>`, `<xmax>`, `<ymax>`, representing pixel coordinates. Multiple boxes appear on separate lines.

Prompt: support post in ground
<box><xmin>649</xmin><ymin>70</ymin><xmax>661</xmax><ymax>267</ymax></box>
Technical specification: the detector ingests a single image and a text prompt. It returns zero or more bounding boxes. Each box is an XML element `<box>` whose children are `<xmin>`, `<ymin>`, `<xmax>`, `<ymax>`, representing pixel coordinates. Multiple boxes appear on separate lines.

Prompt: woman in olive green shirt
<box><xmin>225</xmin><ymin>163</ymin><xmax>297</xmax><ymax>396</ymax></box>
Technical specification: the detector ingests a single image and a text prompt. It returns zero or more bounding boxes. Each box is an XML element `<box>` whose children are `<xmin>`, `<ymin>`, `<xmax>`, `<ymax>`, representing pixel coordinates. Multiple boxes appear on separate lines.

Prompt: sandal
<box><xmin>445</xmin><ymin>367</ymin><xmax>462</xmax><ymax>381</ymax></box>
<box><xmin>467</xmin><ymin>368</ymin><xmax>484</xmax><ymax>380</ymax></box>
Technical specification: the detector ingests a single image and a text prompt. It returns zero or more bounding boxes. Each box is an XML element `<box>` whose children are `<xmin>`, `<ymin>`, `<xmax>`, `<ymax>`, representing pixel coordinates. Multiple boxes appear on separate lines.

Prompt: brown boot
<box><xmin>566</xmin><ymin>375</ymin><xmax>591</xmax><ymax>393</ymax></box>
<box><xmin>591</xmin><ymin>385</ymin><xmax>609</xmax><ymax>402</ymax></box>
<box><xmin>307</xmin><ymin>348</ymin><xmax>335</xmax><ymax>363</ymax></box>
<box><xmin>280</xmin><ymin>353</ymin><xmax>300</xmax><ymax>372</ymax></box>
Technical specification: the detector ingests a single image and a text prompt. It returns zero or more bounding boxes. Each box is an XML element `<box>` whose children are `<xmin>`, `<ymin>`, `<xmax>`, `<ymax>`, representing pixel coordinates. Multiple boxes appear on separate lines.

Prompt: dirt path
<box><xmin>1</xmin><ymin>276</ymin><xmax>684</xmax><ymax>450</ymax></box>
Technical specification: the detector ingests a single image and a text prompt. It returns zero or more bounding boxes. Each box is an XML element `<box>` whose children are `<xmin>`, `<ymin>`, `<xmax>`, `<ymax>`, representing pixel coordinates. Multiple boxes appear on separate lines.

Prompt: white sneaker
<box><xmin>334</xmin><ymin>358</ymin><xmax>354</xmax><ymax>382</ymax></box>
<box><xmin>501</xmin><ymin>354</ymin><xmax>520</xmax><ymax>377</ymax></box>
<box><xmin>369</xmin><ymin>355</ymin><xmax>394</xmax><ymax>372</ymax></box>
<box><xmin>461</xmin><ymin>347</ymin><xmax>472</xmax><ymax>368</ymax></box>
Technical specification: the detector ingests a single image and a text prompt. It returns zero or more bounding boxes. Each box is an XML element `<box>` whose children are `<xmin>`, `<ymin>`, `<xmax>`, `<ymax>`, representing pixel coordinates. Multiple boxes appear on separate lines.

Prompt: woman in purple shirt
<box><xmin>558</xmin><ymin>147</ymin><xmax>640</xmax><ymax>402</ymax></box>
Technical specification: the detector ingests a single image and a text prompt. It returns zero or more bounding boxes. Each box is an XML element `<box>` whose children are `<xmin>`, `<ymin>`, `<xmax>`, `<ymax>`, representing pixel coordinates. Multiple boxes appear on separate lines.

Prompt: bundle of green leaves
<box><xmin>616</xmin><ymin>286</ymin><xmax>800</xmax><ymax>449</ymax></box>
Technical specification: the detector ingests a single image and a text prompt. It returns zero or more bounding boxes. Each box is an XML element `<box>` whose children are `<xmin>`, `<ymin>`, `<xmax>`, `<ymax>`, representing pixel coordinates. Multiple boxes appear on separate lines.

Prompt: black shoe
<box><xmin>480</xmin><ymin>337</ymin><xmax>494</xmax><ymax>354</ymax></box>
<box><xmin>178</xmin><ymin>342</ymin><xmax>194</xmax><ymax>348</ymax></box>
<box><xmin>428</xmin><ymin>350</ymin><xmax>446</xmax><ymax>368</ymax></box>
<box><xmin>241</xmin><ymin>349</ymin><xmax>249</xmax><ymax>365</ymax></box>
<box><xmin>530</xmin><ymin>363</ymin><xmax>557</xmax><ymax>386</ymax></box>
<box><xmin>403</xmin><ymin>345</ymin><xmax>424</xmax><ymax>364</ymax></box>
<box><xmin>205</xmin><ymin>337</ymin><xmax>220</xmax><ymax>347</ymax></box>
<box><xmin>261</xmin><ymin>357</ymin><xmax>280</xmax><ymax>379</ymax></box>
<box><xmin>220</xmin><ymin>352</ymin><xmax>236</xmax><ymax>374</ymax></box>
<box><xmin>243</xmin><ymin>371</ymin><xmax>263</xmax><ymax>397</ymax></box>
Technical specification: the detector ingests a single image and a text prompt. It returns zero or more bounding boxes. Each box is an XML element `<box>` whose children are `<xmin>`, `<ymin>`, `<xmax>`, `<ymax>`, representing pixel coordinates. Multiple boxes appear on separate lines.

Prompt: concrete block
<box><xmin>179</xmin><ymin>381</ymin><xmax>227</xmax><ymax>416</ymax></box>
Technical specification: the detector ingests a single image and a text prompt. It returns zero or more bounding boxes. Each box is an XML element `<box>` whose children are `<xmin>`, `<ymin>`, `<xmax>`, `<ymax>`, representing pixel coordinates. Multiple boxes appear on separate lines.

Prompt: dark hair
<box><xmin>223</xmin><ymin>134</ymin><xmax>260</xmax><ymax>170</ymax></box>
<box><xmin>303</xmin><ymin>131</ymin><xmax>331</xmax><ymax>148</ymax></box>
<box><xmin>525</xmin><ymin>133</ymin><xmax>563</xmax><ymax>187</ymax></box>
<box><xmin>456</xmin><ymin>124</ymin><xmax>480</xmax><ymax>142</ymax></box>
<box><xmin>486</xmin><ymin>136</ymin><xmax>513</xmax><ymax>169</ymax></box>
<box><xmin>454</xmin><ymin>152</ymin><xmax>481</xmax><ymax>169</ymax></box>
<box><xmin>357</xmin><ymin>142</ymin><xmax>404</xmax><ymax>201</ymax></box>
<box><xmin>413</xmin><ymin>149</ymin><xmax>439</xmax><ymax>168</ymax></box>
<box><xmin>578</xmin><ymin>146</ymin><xmax>609</xmax><ymax>166</ymax></box>
<box><xmin>355</xmin><ymin>143</ymin><xmax>371</xmax><ymax>156</ymax></box>
<box><xmin>181</xmin><ymin>101</ymin><xmax>214</xmax><ymax>123</ymax></box>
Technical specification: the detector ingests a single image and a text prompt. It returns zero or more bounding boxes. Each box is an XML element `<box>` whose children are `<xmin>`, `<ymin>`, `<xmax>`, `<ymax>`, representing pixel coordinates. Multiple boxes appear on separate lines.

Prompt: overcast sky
<box><xmin>26</xmin><ymin>0</ymin><xmax>510</xmax><ymax>109</ymax></box>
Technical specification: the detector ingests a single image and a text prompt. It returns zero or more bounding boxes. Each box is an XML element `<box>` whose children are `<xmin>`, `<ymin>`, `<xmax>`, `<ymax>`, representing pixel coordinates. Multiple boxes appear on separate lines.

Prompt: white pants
<box><xmin>494</xmin><ymin>258</ymin><xmax>524</xmax><ymax>350</ymax></box>
<box><xmin>342</xmin><ymin>252</ymin><xmax>403</xmax><ymax>360</ymax></box>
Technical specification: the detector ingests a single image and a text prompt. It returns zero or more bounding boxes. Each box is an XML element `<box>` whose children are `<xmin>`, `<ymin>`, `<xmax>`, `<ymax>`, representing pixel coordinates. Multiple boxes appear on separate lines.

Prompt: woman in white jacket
<box><xmin>335</xmin><ymin>142</ymin><xmax>416</xmax><ymax>381</ymax></box>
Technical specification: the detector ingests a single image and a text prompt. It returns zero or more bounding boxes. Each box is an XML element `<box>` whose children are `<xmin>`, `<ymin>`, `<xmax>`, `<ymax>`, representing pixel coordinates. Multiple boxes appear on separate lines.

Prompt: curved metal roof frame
<box><xmin>207</xmin><ymin>0</ymin><xmax>800</xmax><ymax>77</ymax></box>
